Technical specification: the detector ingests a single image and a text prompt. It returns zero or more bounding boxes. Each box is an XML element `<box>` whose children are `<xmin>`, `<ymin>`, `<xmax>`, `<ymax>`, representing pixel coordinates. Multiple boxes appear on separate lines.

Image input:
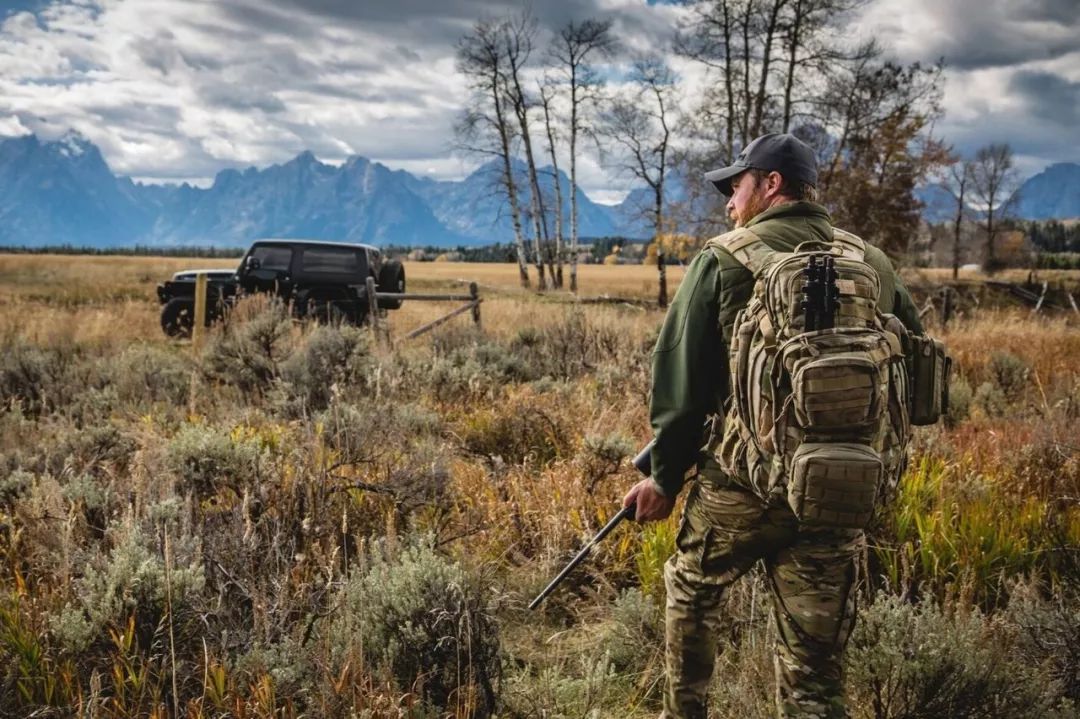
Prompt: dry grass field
<box><xmin>1</xmin><ymin>252</ymin><xmax>1078</xmax><ymax>718</ymax></box>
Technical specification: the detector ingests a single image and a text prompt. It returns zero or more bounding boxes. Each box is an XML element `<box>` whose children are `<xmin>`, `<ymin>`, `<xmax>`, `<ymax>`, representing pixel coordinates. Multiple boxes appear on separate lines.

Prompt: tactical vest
<box><xmin>706</xmin><ymin>227</ymin><xmax>913</xmax><ymax>529</ymax></box>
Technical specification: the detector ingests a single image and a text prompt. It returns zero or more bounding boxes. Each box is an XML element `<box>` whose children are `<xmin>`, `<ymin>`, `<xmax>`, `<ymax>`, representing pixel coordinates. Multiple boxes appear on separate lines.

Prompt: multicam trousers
<box><xmin>661</xmin><ymin>470</ymin><xmax>863</xmax><ymax>719</ymax></box>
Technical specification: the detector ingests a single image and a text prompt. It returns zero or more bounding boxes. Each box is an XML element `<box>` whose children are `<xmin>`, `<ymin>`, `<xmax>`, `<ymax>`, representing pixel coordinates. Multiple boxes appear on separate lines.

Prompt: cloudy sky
<box><xmin>0</xmin><ymin>0</ymin><xmax>1076</xmax><ymax>201</ymax></box>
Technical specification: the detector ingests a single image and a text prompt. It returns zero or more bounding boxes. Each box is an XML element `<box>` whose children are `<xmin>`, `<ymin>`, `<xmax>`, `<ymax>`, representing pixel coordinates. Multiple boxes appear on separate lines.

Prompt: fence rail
<box><xmin>364</xmin><ymin>277</ymin><xmax>481</xmax><ymax>343</ymax></box>
<box><xmin>186</xmin><ymin>274</ymin><xmax>483</xmax><ymax>346</ymax></box>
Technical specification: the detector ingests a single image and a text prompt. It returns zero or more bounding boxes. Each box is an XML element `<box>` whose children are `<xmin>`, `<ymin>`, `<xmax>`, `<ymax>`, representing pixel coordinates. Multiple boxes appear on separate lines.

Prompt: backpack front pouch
<box><xmin>787</xmin><ymin>442</ymin><xmax>883</xmax><ymax>528</ymax></box>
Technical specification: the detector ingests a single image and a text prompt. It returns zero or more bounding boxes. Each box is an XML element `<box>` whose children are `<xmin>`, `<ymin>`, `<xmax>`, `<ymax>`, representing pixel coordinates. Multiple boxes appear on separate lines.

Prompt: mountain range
<box><xmin>0</xmin><ymin>132</ymin><xmax>651</xmax><ymax>248</ymax></box>
<box><xmin>915</xmin><ymin>163</ymin><xmax>1080</xmax><ymax>225</ymax></box>
<box><xmin>1</xmin><ymin>132</ymin><xmax>1078</xmax><ymax>249</ymax></box>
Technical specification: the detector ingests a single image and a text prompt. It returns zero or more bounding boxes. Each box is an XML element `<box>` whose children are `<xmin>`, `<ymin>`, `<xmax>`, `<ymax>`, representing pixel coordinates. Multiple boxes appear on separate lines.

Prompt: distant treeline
<box><xmin>0</xmin><ymin>244</ymin><xmax>245</xmax><ymax>257</ymax></box>
<box><xmin>382</xmin><ymin>237</ymin><xmax>647</xmax><ymax>263</ymax></box>
<box><xmin>1026</xmin><ymin>220</ymin><xmax>1080</xmax><ymax>254</ymax></box>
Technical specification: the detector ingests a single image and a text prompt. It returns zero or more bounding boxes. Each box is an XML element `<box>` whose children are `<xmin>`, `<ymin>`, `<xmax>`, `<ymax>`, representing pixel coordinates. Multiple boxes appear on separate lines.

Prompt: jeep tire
<box><xmin>161</xmin><ymin>298</ymin><xmax>195</xmax><ymax>338</ymax></box>
<box><xmin>377</xmin><ymin>260</ymin><xmax>405</xmax><ymax>309</ymax></box>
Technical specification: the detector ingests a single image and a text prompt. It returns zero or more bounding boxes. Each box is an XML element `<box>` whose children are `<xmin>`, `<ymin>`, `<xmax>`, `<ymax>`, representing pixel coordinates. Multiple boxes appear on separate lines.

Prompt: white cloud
<box><xmin>0</xmin><ymin>114</ymin><xmax>31</xmax><ymax>136</ymax></box>
<box><xmin>0</xmin><ymin>0</ymin><xmax>1075</xmax><ymax>202</ymax></box>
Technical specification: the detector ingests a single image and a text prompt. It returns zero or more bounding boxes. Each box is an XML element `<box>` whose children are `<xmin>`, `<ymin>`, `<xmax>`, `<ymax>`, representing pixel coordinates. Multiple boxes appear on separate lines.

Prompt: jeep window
<box><xmin>251</xmin><ymin>246</ymin><xmax>293</xmax><ymax>271</ymax></box>
<box><xmin>300</xmin><ymin>247</ymin><xmax>361</xmax><ymax>274</ymax></box>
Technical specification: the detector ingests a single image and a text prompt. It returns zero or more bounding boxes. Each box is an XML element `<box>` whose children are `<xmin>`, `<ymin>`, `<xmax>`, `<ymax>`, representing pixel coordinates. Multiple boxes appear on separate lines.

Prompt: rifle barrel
<box><xmin>527</xmin><ymin>504</ymin><xmax>636</xmax><ymax>610</ymax></box>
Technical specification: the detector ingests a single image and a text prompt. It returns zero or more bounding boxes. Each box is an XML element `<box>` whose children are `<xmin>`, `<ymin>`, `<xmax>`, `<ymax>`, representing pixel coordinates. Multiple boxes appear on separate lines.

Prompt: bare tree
<box><xmin>538</xmin><ymin>78</ymin><xmax>565</xmax><ymax>287</ymax></box>
<box><xmin>779</xmin><ymin>0</ymin><xmax>858</xmax><ymax>131</ymax></box>
<box><xmin>502</xmin><ymin>11</ymin><xmax>550</xmax><ymax>290</ymax></box>
<box><xmin>456</xmin><ymin>18</ymin><xmax>530</xmax><ymax>287</ymax></box>
<box><xmin>551</xmin><ymin>18</ymin><xmax>616</xmax><ymax>293</ymax></box>
<box><xmin>751</xmin><ymin>0</ymin><xmax>788</xmax><ymax>138</ymax></box>
<box><xmin>675</xmin><ymin>0</ymin><xmax>740</xmax><ymax>160</ymax></box>
<box><xmin>970</xmin><ymin>142</ymin><xmax>1020</xmax><ymax>271</ymax></box>
<box><xmin>601</xmin><ymin>57</ymin><xmax>679</xmax><ymax>307</ymax></box>
<box><xmin>944</xmin><ymin>159</ymin><xmax>973</xmax><ymax>279</ymax></box>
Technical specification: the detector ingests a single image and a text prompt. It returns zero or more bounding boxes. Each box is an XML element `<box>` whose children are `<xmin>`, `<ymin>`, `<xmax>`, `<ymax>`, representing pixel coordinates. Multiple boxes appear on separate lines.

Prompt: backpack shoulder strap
<box><xmin>704</xmin><ymin>227</ymin><xmax>777</xmax><ymax>275</ymax></box>
<box><xmin>832</xmin><ymin>227</ymin><xmax>867</xmax><ymax>261</ymax></box>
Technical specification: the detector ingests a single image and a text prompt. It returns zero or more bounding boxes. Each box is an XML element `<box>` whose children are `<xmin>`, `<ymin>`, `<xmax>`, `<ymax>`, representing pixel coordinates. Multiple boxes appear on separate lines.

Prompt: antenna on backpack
<box><xmin>821</xmin><ymin>255</ymin><xmax>839</xmax><ymax>330</ymax></box>
<box><xmin>802</xmin><ymin>255</ymin><xmax>822</xmax><ymax>331</ymax></box>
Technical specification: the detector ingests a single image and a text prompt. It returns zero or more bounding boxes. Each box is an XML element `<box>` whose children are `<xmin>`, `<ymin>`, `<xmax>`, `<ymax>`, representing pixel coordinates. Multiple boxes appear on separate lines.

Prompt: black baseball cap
<box><xmin>705</xmin><ymin>133</ymin><xmax>818</xmax><ymax>197</ymax></box>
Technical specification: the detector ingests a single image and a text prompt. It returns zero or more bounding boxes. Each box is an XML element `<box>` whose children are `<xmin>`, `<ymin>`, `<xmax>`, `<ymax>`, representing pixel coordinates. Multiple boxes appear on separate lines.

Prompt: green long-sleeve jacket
<box><xmin>649</xmin><ymin>201</ymin><xmax>924</xmax><ymax>497</ymax></box>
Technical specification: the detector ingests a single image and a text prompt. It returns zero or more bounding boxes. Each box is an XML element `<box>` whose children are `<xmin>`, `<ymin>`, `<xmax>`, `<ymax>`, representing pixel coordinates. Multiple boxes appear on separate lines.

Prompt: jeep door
<box><xmin>239</xmin><ymin>244</ymin><xmax>295</xmax><ymax>296</ymax></box>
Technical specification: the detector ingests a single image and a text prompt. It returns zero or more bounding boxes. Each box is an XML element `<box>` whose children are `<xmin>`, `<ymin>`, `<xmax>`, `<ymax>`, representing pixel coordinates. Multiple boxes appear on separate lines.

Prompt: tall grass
<box><xmin>0</xmin><ymin>256</ymin><xmax>1077</xmax><ymax>717</ymax></box>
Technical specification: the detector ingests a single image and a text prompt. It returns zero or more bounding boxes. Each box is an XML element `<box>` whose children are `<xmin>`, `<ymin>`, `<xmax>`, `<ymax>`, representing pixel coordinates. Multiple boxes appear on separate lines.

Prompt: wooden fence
<box><xmin>188</xmin><ymin>273</ymin><xmax>482</xmax><ymax>346</ymax></box>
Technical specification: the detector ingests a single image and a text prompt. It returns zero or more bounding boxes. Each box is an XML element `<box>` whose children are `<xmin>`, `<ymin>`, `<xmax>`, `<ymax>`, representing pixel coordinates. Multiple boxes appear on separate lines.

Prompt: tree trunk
<box><xmin>952</xmin><ymin>172</ymin><xmax>965</xmax><ymax>280</ymax></box>
<box><xmin>751</xmin><ymin>0</ymin><xmax>785</xmax><ymax>138</ymax></box>
<box><xmin>492</xmin><ymin>79</ymin><xmax>530</xmax><ymax>288</ymax></box>
<box><xmin>570</xmin><ymin>70</ymin><xmax>580</xmax><ymax>293</ymax></box>
<box><xmin>508</xmin><ymin>56</ymin><xmax>547</xmax><ymax>290</ymax></box>
<box><xmin>782</xmin><ymin>0</ymin><xmax>804</xmax><ymax>132</ymax></box>
<box><xmin>740</xmin><ymin>1</ymin><xmax>753</xmax><ymax>145</ymax></box>
<box><xmin>723</xmin><ymin>0</ymin><xmax>736</xmax><ymax>159</ymax></box>
<box><xmin>541</xmin><ymin>90</ymin><xmax>565</xmax><ymax>289</ymax></box>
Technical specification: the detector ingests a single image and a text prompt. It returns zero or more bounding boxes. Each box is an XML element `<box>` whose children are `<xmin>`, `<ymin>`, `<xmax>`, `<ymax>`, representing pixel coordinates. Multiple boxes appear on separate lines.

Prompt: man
<box><xmin>622</xmin><ymin>133</ymin><xmax>923</xmax><ymax>718</ymax></box>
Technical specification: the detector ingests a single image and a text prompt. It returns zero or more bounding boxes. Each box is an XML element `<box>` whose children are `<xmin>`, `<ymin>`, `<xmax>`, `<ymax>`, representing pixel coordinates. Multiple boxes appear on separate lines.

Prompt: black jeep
<box><xmin>156</xmin><ymin>239</ymin><xmax>405</xmax><ymax>337</ymax></box>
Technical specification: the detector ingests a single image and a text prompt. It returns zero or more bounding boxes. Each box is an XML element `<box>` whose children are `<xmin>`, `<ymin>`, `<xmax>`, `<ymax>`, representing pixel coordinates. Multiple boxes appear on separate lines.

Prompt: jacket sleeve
<box><xmin>648</xmin><ymin>251</ymin><xmax>723</xmax><ymax>497</ymax></box>
<box><xmin>892</xmin><ymin>278</ymin><xmax>925</xmax><ymax>335</ymax></box>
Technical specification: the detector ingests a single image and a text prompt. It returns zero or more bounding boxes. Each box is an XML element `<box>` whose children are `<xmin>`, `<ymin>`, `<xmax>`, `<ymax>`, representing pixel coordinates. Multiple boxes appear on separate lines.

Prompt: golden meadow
<box><xmin>1</xmin><ymin>252</ymin><xmax>1078</xmax><ymax>718</ymax></box>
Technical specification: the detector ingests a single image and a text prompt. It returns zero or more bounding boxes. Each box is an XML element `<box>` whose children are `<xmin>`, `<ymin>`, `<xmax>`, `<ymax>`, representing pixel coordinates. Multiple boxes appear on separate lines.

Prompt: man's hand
<box><xmin>623</xmin><ymin>478</ymin><xmax>676</xmax><ymax>523</ymax></box>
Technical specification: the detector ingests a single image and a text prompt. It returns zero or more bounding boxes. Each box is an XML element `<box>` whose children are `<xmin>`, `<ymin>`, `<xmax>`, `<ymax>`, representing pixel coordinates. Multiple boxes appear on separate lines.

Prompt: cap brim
<box><xmin>703</xmin><ymin>163</ymin><xmax>748</xmax><ymax>197</ymax></box>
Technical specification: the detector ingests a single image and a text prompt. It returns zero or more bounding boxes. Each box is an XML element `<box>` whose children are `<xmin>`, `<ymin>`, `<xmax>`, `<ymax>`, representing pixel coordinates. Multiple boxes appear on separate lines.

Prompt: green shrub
<box><xmin>580</xmin><ymin>432</ymin><xmax>636</xmax><ymax>491</ymax></box>
<box><xmin>201</xmin><ymin>301</ymin><xmax>292</xmax><ymax>394</ymax></box>
<box><xmin>501</xmin><ymin>651</ymin><xmax>621</xmax><ymax>719</ymax></box>
<box><xmin>408</xmin><ymin>339</ymin><xmax>536</xmax><ymax>401</ymax></box>
<box><xmin>945</xmin><ymin>375</ymin><xmax>972</xmax><ymax>427</ymax></box>
<box><xmin>457</xmin><ymin>400</ymin><xmax>568</xmax><ymax>466</ymax></box>
<box><xmin>279</xmin><ymin>324</ymin><xmax>373</xmax><ymax>412</ymax></box>
<box><xmin>0</xmin><ymin>344</ymin><xmax>77</xmax><ymax>417</ymax></box>
<box><xmin>53</xmin><ymin>423</ymin><xmax>137</xmax><ymax>477</ymax></box>
<box><xmin>511</xmin><ymin>310</ymin><xmax>630</xmax><ymax>381</ymax></box>
<box><xmin>319</xmin><ymin>400</ymin><xmax>441</xmax><ymax>467</ymax></box>
<box><xmin>108</xmin><ymin>343</ymin><xmax>193</xmax><ymax>405</ymax></box>
<box><xmin>50</xmin><ymin>518</ymin><xmax>204</xmax><ymax>653</ymax></box>
<box><xmin>606</xmin><ymin>588</ymin><xmax>663</xmax><ymax>672</ymax></box>
<box><xmin>974</xmin><ymin>381</ymin><xmax>1007</xmax><ymax>417</ymax></box>
<box><xmin>990</xmin><ymin>350</ymin><xmax>1030</xmax><ymax>399</ymax></box>
<box><xmin>0</xmin><ymin>468</ymin><xmax>32</xmax><ymax>508</ymax></box>
<box><xmin>1005</xmin><ymin>583</ymin><xmax>1080</xmax><ymax>704</ymax></box>
<box><xmin>166</xmin><ymin>424</ymin><xmax>264</xmax><ymax>498</ymax></box>
<box><xmin>328</xmin><ymin>538</ymin><xmax>499</xmax><ymax>715</ymax></box>
<box><xmin>846</xmin><ymin>594</ymin><xmax>1051</xmax><ymax>719</ymax></box>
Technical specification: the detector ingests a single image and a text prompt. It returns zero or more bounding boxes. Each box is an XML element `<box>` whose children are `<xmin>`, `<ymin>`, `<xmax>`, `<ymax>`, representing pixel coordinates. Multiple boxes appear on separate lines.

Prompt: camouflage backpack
<box><xmin>710</xmin><ymin>228</ymin><xmax>914</xmax><ymax>529</ymax></box>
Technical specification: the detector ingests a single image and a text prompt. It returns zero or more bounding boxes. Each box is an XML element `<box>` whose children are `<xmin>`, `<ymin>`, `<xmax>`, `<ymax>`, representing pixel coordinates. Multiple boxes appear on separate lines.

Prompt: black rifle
<box><xmin>527</xmin><ymin>441</ymin><xmax>654</xmax><ymax>610</ymax></box>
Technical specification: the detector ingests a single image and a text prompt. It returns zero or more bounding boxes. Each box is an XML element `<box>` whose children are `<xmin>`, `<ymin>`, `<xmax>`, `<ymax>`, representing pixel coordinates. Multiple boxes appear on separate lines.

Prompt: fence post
<box><xmin>470</xmin><ymin>282</ymin><xmax>481</xmax><ymax>329</ymax></box>
<box><xmin>192</xmin><ymin>272</ymin><xmax>207</xmax><ymax>347</ymax></box>
<box><xmin>657</xmin><ymin>251</ymin><xmax>668</xmax><ymax>308</ymax></box>
<box><xmin>365</xmin><ymin>276</ymin><xmax>380</xmax><ymax>343</ymax></box>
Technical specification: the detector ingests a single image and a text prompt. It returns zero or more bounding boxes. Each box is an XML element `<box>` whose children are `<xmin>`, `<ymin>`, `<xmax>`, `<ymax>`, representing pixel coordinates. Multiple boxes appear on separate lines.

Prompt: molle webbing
<box><xmin>706</xmin><ymin>228</ymin><xmax>775</xmax><ymax>275</ymax></box>
<box><xmin>704</xmin><ymin>226</ymin><xmax>867</xmax><ymax>276</ymax></box>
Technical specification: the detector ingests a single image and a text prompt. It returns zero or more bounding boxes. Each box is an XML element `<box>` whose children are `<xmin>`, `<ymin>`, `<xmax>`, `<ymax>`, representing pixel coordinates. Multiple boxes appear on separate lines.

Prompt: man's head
<box><xmin>704</xmin><ymin>133</ymin><xmax>819</xmax><ymax>226</ymax></box>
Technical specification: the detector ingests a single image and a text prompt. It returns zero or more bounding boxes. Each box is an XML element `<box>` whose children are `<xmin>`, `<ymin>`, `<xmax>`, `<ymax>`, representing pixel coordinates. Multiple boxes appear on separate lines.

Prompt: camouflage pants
<box><xmin>661</xmin><ymin>473</ymin><xmax>863</xmax><ymax>719</ymax></box>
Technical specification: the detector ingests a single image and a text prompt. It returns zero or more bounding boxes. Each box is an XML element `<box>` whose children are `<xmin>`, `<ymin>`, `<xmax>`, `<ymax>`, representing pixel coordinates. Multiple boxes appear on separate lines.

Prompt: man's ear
<box><xmin>765</xmin><ymin>171</ymin><xmax>785</xmax><ymax>198</ymax></box>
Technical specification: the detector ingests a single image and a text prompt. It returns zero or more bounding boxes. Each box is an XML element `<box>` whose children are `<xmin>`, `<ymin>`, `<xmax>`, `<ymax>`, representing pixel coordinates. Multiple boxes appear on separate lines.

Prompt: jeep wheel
<box><xmin>161</xmin><ymin>298</ymin><xmax>194</xmax><ymax>338</ymax></box>
<box><xmin>377</xmin><ymin>260</ymin><xmax>405</xmax><ymax>309</ymax></box>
